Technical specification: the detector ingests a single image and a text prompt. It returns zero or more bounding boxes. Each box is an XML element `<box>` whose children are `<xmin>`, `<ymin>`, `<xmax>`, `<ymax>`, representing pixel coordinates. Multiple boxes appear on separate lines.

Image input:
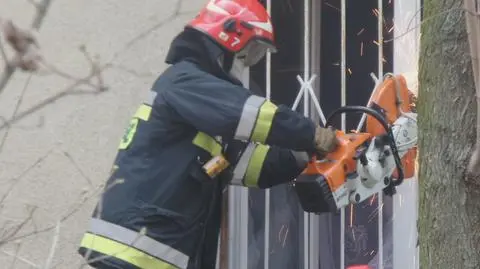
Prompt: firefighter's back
<box><xmin>78</xmin><ymin>61</ymin><xmax>227</xmax><ymax>269</ymax></box>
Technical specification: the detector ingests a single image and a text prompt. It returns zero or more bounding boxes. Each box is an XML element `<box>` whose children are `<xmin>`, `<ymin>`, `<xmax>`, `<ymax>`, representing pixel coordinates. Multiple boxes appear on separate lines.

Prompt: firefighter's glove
<box><xmin>314</xmin><ymin>125</ymin><xmax>338</xmax><ymax>159</ymax></box>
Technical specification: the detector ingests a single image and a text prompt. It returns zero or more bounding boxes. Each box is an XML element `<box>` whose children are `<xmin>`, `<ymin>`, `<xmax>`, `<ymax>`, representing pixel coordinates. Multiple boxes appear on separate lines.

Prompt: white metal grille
<box><xmin>224</xmin><ymin>0</ymin><xmax>421</xmax><ymax>268</ymax></box>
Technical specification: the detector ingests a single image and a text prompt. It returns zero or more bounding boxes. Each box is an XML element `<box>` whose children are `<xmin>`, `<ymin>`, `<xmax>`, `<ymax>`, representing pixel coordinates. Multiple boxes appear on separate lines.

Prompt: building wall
<box><xmin>0</xmin><ymin>0</ymin><xmax>204</xmax><ymax>267</ymax></box>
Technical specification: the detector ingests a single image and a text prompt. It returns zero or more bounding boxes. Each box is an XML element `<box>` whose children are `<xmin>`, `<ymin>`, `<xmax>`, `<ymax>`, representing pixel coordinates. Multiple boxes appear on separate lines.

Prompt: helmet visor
<box><xmin>237</xmin><ymin>39</ymin><xmax>277</xmax><ymax>67</ymax></box>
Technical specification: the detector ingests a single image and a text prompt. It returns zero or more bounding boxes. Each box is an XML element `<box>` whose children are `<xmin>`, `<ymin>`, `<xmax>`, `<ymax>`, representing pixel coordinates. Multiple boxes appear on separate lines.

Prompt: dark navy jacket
<box><xmin>78</xmin><ymin>29</ymin><xmax>317</xmax><ymax>269</ymax></box>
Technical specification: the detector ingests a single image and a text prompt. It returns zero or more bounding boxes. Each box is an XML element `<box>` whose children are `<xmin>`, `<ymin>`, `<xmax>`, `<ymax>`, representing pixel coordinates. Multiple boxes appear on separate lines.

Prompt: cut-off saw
<box><xmin>294</xmin><ymin>74</ymin><xmax>417</xmax><ymax>214</ymax></box>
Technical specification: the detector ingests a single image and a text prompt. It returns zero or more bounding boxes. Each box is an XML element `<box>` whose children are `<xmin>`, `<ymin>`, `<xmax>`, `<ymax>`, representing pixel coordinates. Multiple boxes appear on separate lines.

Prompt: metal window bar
<box><xmin>303</xmin><ymin>1</ymin><xmax>311</xmax><ymax>267</ymax></box>
<box><xmin>392</xmin><ymin>1</ymin><xmax>421</xmax><ymax>269</ymax></box>
<box><xmin>377</xmin><ymin>1</ymin><xmax>385</xmax><ymax>268</ymax></box>
<box><xmin>352</xmin><ymin>0</ymin><xmax>386</xmax><ymax>268</ymax></box>
<box><xmin>264</xmin><ymin>0</ymin><xmax>272</xmax><ymax>267</ymax></box>
<box><xmin>340</xmin><ymin>1</ymin><xmax>347</xmax><ymax>268</ymax></box>
<box><xmin>227</xmin><ymin>68</ymin><xmax>251</xmax><ymax>269</ymax></box>
<box><xmin>289</xmin><ymin>3</ymin><xmax>329</xmax><ymax>269</ymax></box>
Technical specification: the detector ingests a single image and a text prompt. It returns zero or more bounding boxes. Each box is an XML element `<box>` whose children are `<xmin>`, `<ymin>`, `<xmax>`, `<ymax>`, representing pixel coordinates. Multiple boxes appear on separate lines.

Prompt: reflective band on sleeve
<box><xmin>192</xmin><ymin>132</ymin><xmax>222</xmax><ymax>156</ymax></box>
<box><xmin>234</xmin><ymin>95</ymin><xmax>266</xmax><ymax>141</ymax></box>
<box><xmin>134</xmin><ymin>104</ymin><xmax>152</xmax><ymax>121</ymax></box>
<box><xmin>250</xmin><ymin>101</ymin><xmax>278</xmax><ymax>144</ymax></box>
<box><xmin>231</xmin><ymin>143</ymin><xmax>256</xmax><ymax>186</ymax></box>
<box><xmin>146</xmin><ymin>91</ymin><xmax>157</xmax><ymax>106</ymax></box>
<box><xmin>244</xmin><ymin>144</ymin><xmax>269</xmax><ymax>187</ymax></box>
<box><xmin>231</xmin><ymin>143</ymin><xmax>269</xmax><ymax>187</ymax></box>
<box><xmin>85</xmin><ymin>218</ymin><xmax>189</xmax><ymax>269</ymax></box>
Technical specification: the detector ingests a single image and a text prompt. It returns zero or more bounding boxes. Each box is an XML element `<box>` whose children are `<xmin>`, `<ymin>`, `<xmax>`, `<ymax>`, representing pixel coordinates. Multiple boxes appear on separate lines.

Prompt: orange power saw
<box><xmin>294</xmin><ymin>74</ymin><xmax>417</xmax><ymax>214</ymax></box>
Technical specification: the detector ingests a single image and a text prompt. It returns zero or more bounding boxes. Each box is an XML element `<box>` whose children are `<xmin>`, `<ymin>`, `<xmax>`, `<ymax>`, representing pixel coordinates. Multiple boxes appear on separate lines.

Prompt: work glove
<box><xmin>314</xmin><ymin>125</ymin><xmax>338</xmax><ymax>159</ymax></box>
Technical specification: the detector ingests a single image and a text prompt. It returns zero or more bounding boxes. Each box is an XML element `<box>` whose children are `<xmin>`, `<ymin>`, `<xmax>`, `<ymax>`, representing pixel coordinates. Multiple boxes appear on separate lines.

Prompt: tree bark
<box><xmin>418</xmin><ymin>0</ymin><xmax>480</xmax><ymax>268</ymax></box>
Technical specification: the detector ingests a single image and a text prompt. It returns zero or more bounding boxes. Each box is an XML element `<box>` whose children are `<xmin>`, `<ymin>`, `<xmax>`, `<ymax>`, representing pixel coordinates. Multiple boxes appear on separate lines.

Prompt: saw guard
<box><xmin>366</xmin><ymin>74</ymin><xmax>417</xmax><ymax>179</ymax></box>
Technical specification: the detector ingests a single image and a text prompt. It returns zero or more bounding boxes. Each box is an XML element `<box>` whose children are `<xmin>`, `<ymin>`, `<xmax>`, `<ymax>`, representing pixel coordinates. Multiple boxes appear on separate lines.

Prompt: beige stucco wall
<box><xmin>0</xmin><ymin>0</ymin><xmax>204</xmax><ymax>268</ymax></box>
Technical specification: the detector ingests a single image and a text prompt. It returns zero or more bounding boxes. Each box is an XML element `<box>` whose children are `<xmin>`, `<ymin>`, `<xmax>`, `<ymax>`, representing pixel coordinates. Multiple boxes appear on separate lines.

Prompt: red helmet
<box><xmin>187</xmin><ymin>0</ymin><xmax>277</xmax><ymax>67</ymax></box>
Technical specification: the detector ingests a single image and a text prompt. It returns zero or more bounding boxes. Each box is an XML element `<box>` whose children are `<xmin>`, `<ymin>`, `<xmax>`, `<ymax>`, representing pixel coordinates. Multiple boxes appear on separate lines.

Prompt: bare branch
<box><xmin>0</xmin><ymin>0</ymin><xmax>53</xmax><ymax>93</ymax></box>
<box><xmin>0</xmin><ymin>49</ymin><xmax>109</xmax><ymax>131</ymax></box>
<box><xmin>31</xmin><ymin>0</ymin><xmax>53</xmax><ymax>29</ymax></box>
<box><xmin>0</xmin><ymin>206</ymin><xmax>37</xmax><ymax>247</ymax></box>
<box><xmin>0</xmin><ymin>38</ymin><xmax>8</xmax><ymax>64</ymax></box>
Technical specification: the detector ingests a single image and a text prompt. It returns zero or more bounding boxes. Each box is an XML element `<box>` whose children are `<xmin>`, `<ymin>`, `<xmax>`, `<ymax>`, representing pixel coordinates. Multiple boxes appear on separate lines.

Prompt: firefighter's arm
<box><xmin>161</xmin><ymin>78</ymin><xmax>317</xmax><ymax>152</ymax></box>
<box><xmin>229</xmin><ymin>143</ymin><xmax>309</xmax><ymax>189</ymax></box>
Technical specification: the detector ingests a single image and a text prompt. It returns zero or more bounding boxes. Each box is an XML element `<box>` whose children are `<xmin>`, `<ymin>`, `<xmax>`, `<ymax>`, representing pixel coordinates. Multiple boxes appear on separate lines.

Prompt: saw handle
<box><xmin>325</xmin><ymin>105</ymin><xmax>405</xmax><ymax>188</ymax></box>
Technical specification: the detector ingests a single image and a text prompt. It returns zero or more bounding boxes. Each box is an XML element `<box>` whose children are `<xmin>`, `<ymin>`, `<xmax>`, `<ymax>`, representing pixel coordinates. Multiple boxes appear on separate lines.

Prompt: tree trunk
<box><xmin>418</xmin><ymin>0</ymin><xmax>480</xmax><ymax>268</ymax></box>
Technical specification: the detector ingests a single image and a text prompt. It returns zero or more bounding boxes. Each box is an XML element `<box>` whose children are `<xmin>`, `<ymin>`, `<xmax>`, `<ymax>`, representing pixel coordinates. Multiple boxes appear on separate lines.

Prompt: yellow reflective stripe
<box><xmin>134</xmin><ymin>104</ymin><xmax>152</xmax><ymax>121</ymax></box>
<box><xmin>192</xmin><ymin>132</ymin><xmax>222</xmax><ymax>156</ymax></box>
<box><xmin>250</xmin><ymin>101</ymin><xmax>278</xmax><ymax>144</ymax></box>
<box><xmin>118</xmin><ymin>118</ymin><xmax>139</xmax><ymax>150</ymax></box>
<box><xmin>244</xmin><ymin>144</ymin><xmax>270</xmax><ymax>187</ymax></box>
<box><xmin>118</xmin><ymin>104</ymin><xmax>152</xmax><ymax>150</ymax></box>
<box><xmin>80</xmin><ymin>233</ymin><xmax>179</xmax><ymax>269</ymax></box>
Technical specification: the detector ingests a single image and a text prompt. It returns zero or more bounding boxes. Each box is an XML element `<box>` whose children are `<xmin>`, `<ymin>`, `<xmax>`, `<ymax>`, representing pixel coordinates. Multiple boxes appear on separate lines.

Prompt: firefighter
<box><xmin>77</xmin><ymin>0</ymin><xmax>338</xmax><ymax>268</ymax></box>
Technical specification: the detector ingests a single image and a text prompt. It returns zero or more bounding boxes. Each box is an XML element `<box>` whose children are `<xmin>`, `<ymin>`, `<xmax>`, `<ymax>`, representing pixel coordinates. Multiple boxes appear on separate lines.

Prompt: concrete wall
<box><xmin>0</xmin><ymin>0</ymin><xmax>204</xmax><ymax>268</ymax></box>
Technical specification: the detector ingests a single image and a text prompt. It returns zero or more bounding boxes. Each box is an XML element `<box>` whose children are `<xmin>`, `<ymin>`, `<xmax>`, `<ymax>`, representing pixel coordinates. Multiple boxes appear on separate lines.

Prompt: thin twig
<box><xmin>0</xmin><ymin>73</ymin><xmax>33</xmax><ymax>152</ymax></box>
<box><xmin>0</xmin><ymin>60</ymin><xmax>108</xmax><ymax>131</ymax></box>
<box><xmin>108</xmin><ymin>0</ymin><xmax>184</xmax><ymax>63</ymax></box>
<box><xmin>62</xmin><ymin>151</ymin><xmax>93</xmax><ymax>186</ymax></box>
<box><xmin>8</xmin><ymin>241</ymin><xmax>22</xmax><ymax>269</ymax></box>
<box><xmin>0</xmin><ymin>148</ymin><xmax>54</xmax><ymax>206</ymax></box>
<box><xmin>0</xmin><ymin>179</ymin><xmax>123</xmax><ymax>245</ymax></box>
<box><xmin>1</xmin><ymin>250</ymin><xmax>39</xmax><ymax>268</ymax></box>
<box><xmin>0</xmin><ymin>206</ymin><xmax>37</xmax><ymax>247</ymax></box>
<box><xmin>43</xmin><ymin>221</ymin><xmax>61</xmax><ymax>269</ymax></box>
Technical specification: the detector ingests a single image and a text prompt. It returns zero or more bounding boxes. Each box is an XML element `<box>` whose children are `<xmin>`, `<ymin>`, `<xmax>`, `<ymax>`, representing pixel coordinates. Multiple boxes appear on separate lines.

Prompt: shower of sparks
<box><xmin>324</xmin><ymin>2</ymin><xmax>340</xmax><ymax>12</ymax></box>
<box><xmin>349</xmin><ymin>204</ymin><xmax>354</xmax><ymax>227</ymax></box>
<box><xmin>357</xmin><ymin>28</ymin><xmax>365</xmax><ymax>35</ymax></box>
<box><xmin>372</xmin><ymin>8</ymin><xmax>379</xmax><ymax>17</ymax></box>
<box><xmin>278</xmin><ymin>224</ymin><xmax>289</xmax><ymax>248</ymax></box>
<box><xmin>282</xmin><ymin>227</ymin><xmax>289</xmax><ymax>248</ymax></box>
<box><xmin>369</xmin><ymin>193</ymin><xmax>377</xmax><ymax>205</ymax></box>
<box><xmin>360</xmin><ymin>42</ymin><xmax>364</xmax><ymax>56</ymax></box>
<box><xmin>348</xmin><ymin>68</ymin><xmax>352</xmax><ymax>75</ymax></box>
<box><xmin>388</xmin><ymin>25</ymin><xmax>394</xmax><ymax>33</ymax></box>
<box><xmin>368</xmin><ymin>202</ymin><xmax>385</xmax><ymax>223</ymax></box>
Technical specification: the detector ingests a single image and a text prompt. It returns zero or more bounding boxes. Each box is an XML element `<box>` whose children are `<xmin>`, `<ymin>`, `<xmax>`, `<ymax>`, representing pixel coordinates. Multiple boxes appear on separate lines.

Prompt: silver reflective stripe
<box><xmin>146</xmin><ymin>91</ymin><xmax>157</xmax><ymax>106</ymax></box>
<box><xmin>88</xmin><ymin>218</ymin><xmax>189</xmax><ymax>269</ymax></box>
<box><xmin>234</xmin><ymin>95</ymin><xmax>266</xmax><ymax>141</ymax></box>
<box><xmin>290</xmin><ymin>151</ymin><xmax>310</xmax><ymax>168</ymax></box>
<box><xmin>231</xmin><ymin>143</ymin><xmax>256</xmax><ymax>185</ymax></box>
